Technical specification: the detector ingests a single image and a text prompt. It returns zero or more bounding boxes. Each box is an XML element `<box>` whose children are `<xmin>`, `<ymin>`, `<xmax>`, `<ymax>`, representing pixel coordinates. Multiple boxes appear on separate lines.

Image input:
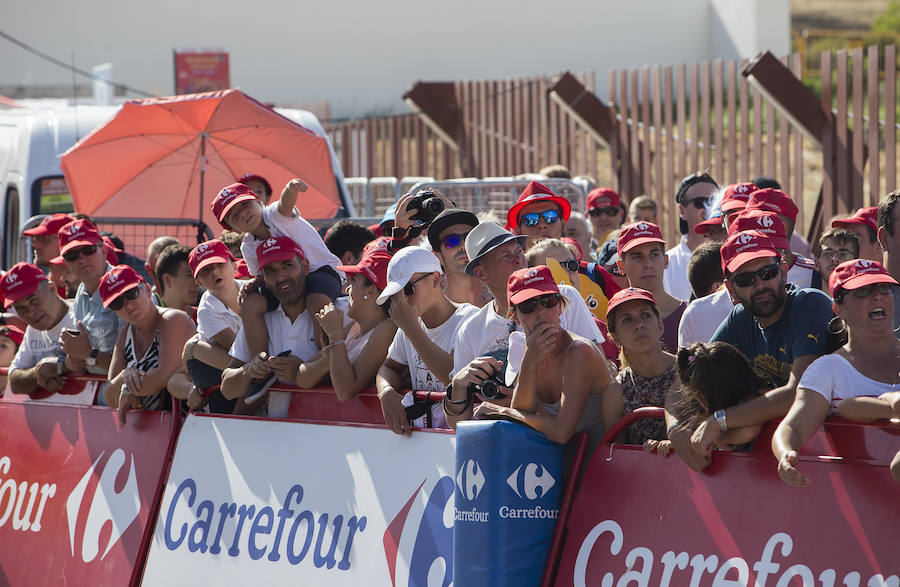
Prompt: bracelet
<box><xmin>443</xmin><ymin>394</ymin><xmax>472</xmax><ymax>416</ymax></box>
<box><xmin>446</xmin><ymin>384</ymin><xmax>471</xmax><ymax>405</ymax></box>
<box><xmin>714</xmin><ymin>409</ymin><xmax>728</xmax><ymax>432</ymax></box>
<box><xmin>323</xmin><ymin>340</ymin><xmax>346</xmax><ymax>353</ymax></box>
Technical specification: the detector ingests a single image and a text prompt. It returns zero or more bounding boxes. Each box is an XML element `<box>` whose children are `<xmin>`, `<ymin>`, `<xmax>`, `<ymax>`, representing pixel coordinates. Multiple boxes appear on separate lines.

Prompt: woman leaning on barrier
<box><xmin>100</xmin><ymin>265</ymin><xmax>196</xmax><ymax>425</ymax></box>
<box><xmin>773</xmin><ymin>260</ymin><xmax>900</xmax><ymax>486</ymax></box>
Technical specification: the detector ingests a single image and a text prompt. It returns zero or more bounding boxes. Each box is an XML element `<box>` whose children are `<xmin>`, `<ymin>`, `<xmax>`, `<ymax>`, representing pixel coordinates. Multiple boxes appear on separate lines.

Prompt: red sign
<box><xmin>173</xmin><ymin>50</ymin><xmax>230</xmax><ymax>95</ymax></box>
<box><xmin>554</xmin><ymin>445</ymin><xmax>900</xmax><ymax>586</ymax></box>
<box><xmin>0</xmin><ymin>402</ymin><xmax>176</xmax><ymax>586</ymax></box>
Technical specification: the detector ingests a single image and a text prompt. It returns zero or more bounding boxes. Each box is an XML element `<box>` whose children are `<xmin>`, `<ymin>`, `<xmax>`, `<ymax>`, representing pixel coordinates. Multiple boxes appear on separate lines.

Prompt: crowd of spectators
<box><xmin>3</xmin><ymin>170</ymin><xmax>900</xmax><ymax>483</ymax></box>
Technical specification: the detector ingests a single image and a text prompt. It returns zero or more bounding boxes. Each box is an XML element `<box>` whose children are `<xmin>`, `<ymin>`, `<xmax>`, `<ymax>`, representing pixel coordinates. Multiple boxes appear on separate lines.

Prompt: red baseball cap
<box><xmin>99</xmin><ymin>265</ymin><xmax>145</xmax><ymax>308</ymax></box>
<box><xmin>234</xmin><ymin>258</ymin><xmax>252</xmax><ymax>280</ymax></box>
<box><xmin>587</xmin><ymin>187</ymin><xmax>621</xmax><ymax>209</ymax></box>
<box><xmin>720</xmin><ymin>183</ymin><xmax>757</xmax><ymax>214</ymax></box>
<box><xmin>606</xmin><ymin>287</ymin><xmax>657</xmax><ymax>318</ymax></box>
<box><xmin>720</xmin><ymin>230</ymin><xmax>780</xmax><ymax>274</ymax></box>
<box><xmin>617</xmin><ymin>221</ymin><xmax>666</xmax><ymax>256</ymax></box>
<box><xmin>832</xmin><ymin>206</ymin><xmax>878</xmax><ymax>233</ymax></box>
<box><xmin>0</xmin><ymin>325</ymin><xmax>25</xmax><ymax>347</ymax></box>
<box><xmin>337</xmin><ymin>249</ymin><xmax>393</xmax><ymax>291</ymax></box>
<box><xmin>362</xmin><ymin>236</ymin><xmax>391</xmax><ymax>257</ymax></box>
<box><xmin>212</xmin><ymin>183</ymin><xmax>261</xmax><ymax>228</ymax></box>
<box><xmin>0</xmin><ymin>263</ymin><xmax>48</xmax><ymax>308</ymax></box>
<box><xmin>102</xmin><ymin>236</ymin><xmax>123</xmax><ymax>266</ymax></box>
<box><xmin>745</xmin><ymin>188</ymin><xmax>799</xmax><ymax>223</ymax></box>
<box><xmin>727</xmin><ymin>209</ymin><xmax>789</xmax><ymax>250</ymax></box>
<box><xmin>828</xmin><ymin>259</ymin><xmax>898</xmax><ymax>298</ymax></box>
<box><xmin>189</xmin><ymin>239</ymin><xmax>236</xmax><ymax>278</ymax></box>
<box><xmin>507</xmin><ymin>181</ymin><xmax>572</xmax><ymax>229</ymax></box>
<box><xmin>256</xmin><ymin>236</ymin><xmax>306</xmax><ymax>271</ymax></box>
<box><xmin>507</xmin><ymin>265</ymin><xmax>560</xmax><ymax>307</ymax></box>
<box><xmin>58</xmin><ymin>219</ymin><xmax>102</xmax><ymax>256</ymax></box>
<box><xmin>23</xmin><ymin>213</ymin><xmax>75</xmax><ymax>237</ymax></box>
<box><xmin>694</xmin><ymin>216</ymin><xmax>723</xmax><ymax>235</ymax></box>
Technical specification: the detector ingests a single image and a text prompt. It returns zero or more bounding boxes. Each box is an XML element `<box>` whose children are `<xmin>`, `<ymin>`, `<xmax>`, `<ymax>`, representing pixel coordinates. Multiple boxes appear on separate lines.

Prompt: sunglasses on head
<box><xmin>731</xmin><ymin>263</ymin><xmax>780</xmax><ymax>288</ymax></box>
<box><xmin>520</xmin><ymin>210</ymin><xmax>561</xmax><ymax>227</ymax></box>
<box><xmin>515</xmin><ymin>293</ymin><xmax>561</xmax><ymax>314</ymax></box>
<box><xmin>109</xmin><ymin>284</ymin><xmax>142</xmax><ymax>311</ymax></box>
<box><xmin>836</xmin><ymin>283</ymin><xmax>892</xmax><ymax>302</ymax></box>
<box><xmin>403</xmin><ymin>273</ymin><xmax>432</xmax><ymax>296</ymax></box>
<box><xmin>588</xmin><ymin>207</ymin><xmax>620</xmax><ymax>217</ymax></box>
<box><xmin>62</xmin><ymin>244</ymin><xmax>99</xmax><ymax>263</ymax></box>
<box><xmin>441</xmin><ymin>232</ymin><xmax>470</xmax><ymax>250</ymax></box>
<box><xmin>685</xmin><ymin>197</ymin><xmax>710</xmax><ymax>210</ymax></box>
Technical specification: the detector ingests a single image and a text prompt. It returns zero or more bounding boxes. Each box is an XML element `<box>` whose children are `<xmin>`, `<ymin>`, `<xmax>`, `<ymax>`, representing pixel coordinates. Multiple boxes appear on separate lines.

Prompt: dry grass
<box><xmin>791</xmin><ymin>0</ymin><xmax>890</xmax><ymax>30</ymax></box>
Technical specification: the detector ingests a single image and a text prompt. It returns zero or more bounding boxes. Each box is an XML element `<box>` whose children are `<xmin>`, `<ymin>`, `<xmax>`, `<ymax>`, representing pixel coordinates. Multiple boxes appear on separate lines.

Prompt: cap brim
<box><xmin>376</xmin><ymin>282</ymin><xmax>402</xmax><ymax>305</ymax></box>
<box><xmin>49</xmin><ymin>255</ymin><xmax>65</xmax><ymax>265</ymax></box>
<box><xmin>620</xmin><ymin>237</ymin><xmax>666</xmax><ymax>254</ymax></box>
<box><xmin>694</xmin><ymin>219</ymin><xmax>721</xmax><ymax>234</ymax></box>
<box><xmin>102</xmin><ymin>282</ymin><xmax>141</xmax><ymax>308</ymax></box>
<box><xmin>607</xmin><ymin>294</ymin><xmax>656</xmax><ymax>318</ymax></box>
<box><xmin>838</xmin><ymin>272</ymin><xmax>898</xmax><ymax>292</ymax></box>
<box><xmin>724</xmin><ymin>250</ymin><xmax>780</xmax><ymax>274</ymax></box>
<box><xmin>831</xmin><ymin>218</ymin><xmax>870</xmax><ymax>230</ymax></box>
<box><xmin>2</xmin><ymin>281</ymin><xmax>42</xmax><ymax>309</ymax></box>
<box><xmin>465</xmin><ymin>234</ymin><xmax>527</xmax><ymax>276</ymax></box>
<box><xmin>721</xmin><ymin>201</ymin><xmax>747</xmax><ymax>213</ymax></box>
<box><xmin>60</xmin><ymin>237</ymin><xmax>101</xmax><ymax>256</ymax></box>
<box><xmin>258</xmin><ymin>250</ymin><xmax>302</xmax><ymax>271</ymax></box>
<box><xmin>217</xmin><ymin>194</ymin><xmax>259</xmax><ymax>223</ymax></box>
<box><xmin>23</xmin><ymin>226</ymin><xmax>51</xmax><ymax>236</ymax></box>
<box><xmin>192</xmin><ymin>256</ymin><xmax>231</xmax><ymax>278</ymax></box>
<box><xmin>509</xmin><ymin>284</ymin><xmax>559</xmax><ymax>306</ymax></box>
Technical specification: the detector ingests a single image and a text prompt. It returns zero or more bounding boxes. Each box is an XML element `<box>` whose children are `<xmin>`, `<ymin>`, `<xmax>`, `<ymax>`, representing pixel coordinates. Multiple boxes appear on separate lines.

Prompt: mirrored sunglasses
<box><xmin>441</xmin><ymin>232</ymin><xmax>470</xmax><ymax>250</ymax></box>
<box><xmin>521</xmin><ymin>210</ymin><xmax>561</xmax><ymax>227</ymax></box>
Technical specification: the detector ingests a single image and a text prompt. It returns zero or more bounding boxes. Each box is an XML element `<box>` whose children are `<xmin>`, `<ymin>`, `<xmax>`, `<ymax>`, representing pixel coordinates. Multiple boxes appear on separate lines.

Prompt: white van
<box><xmin>0</xmin><ymin>103</ymin><xmax>353</xmax><ymax>268</ymax></box>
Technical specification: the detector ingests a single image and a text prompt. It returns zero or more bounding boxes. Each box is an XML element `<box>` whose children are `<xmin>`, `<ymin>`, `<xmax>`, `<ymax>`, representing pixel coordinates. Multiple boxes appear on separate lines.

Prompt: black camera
<box><xmin>407</xmin><ymin>190</ymin><xmax>445</xmax><ymax>225</ymax></box>
<box><xmin>468</xmin><ymin>375</ymin><xmax>506</xmax><ymax>400</ymax></box>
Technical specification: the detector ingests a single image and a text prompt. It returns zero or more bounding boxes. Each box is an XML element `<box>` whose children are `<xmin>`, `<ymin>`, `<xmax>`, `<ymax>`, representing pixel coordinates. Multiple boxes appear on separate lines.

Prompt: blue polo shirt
<box><xmin>711</xmin><ymin>286</ymin><xmax>833</xmax><ymax>388</ymax></box>
<box><xmin>71</xmin><ymin>263</ymin><xmax>122</xmax><ymax>375</ymax></box>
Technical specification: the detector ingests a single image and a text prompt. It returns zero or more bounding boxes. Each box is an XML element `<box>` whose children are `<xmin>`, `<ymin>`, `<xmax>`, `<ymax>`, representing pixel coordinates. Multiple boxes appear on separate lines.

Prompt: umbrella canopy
<box><xmin>60</xmin><ymin>89</ymin><xmax>341</xmax><ymax>226</ymax></box>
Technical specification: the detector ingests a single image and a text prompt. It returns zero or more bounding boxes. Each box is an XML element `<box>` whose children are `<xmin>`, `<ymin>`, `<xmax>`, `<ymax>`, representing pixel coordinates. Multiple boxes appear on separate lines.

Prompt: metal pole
<box><xmin>198</xmin><ymin>132</ymin><xmax>207</xmax><ymax>241</ymax></box>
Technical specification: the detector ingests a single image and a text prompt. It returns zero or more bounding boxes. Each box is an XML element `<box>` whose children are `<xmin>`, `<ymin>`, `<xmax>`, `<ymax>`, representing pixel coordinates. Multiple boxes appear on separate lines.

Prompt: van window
<box><xmin>5</xmin><ymin>187</ymin><xmax>20</xmax><ymax>267</ymax></box>
<box><xmin>34</xmin><ymin>176</ymin><xmax>74</xmax><ymax>214</ymax></box>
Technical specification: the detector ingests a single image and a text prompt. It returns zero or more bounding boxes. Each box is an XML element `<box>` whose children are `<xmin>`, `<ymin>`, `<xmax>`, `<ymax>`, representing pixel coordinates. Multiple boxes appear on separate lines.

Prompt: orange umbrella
<box><xmin>60</xmin><ymin>89</ymin><xmax>342</xmax><ymax>227</ymax></box>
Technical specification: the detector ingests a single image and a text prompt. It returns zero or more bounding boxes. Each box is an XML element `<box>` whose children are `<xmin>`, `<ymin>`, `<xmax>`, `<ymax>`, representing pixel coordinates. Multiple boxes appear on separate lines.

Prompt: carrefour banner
<box><xmin>142</xmin><ymin>415</ymin><xmax>456</xmax><ymax>586</ymax></box>
<box><xmin>0</xmin><ymin>401</ymin><xmax>175</xmax><ymax>586</ymax></box>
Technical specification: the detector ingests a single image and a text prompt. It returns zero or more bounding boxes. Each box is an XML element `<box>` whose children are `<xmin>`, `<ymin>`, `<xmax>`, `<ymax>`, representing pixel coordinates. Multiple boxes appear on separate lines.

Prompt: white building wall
<box><xmin>0</xmin><ymin>0</ymin><xmax>788</xmax><ymax>119</ymax></box>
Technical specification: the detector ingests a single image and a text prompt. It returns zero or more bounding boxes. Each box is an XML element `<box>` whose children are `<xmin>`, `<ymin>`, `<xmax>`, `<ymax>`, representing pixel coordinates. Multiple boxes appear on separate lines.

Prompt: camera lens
<box><xmin>480</xmin><ymin>379</ymin><xmax>500</xmax><ymax>399</ymax></box>
<box><xmin>423</xmin><ymin>197</ymin><xmax>445</xmax><ymax>216</ymax></box>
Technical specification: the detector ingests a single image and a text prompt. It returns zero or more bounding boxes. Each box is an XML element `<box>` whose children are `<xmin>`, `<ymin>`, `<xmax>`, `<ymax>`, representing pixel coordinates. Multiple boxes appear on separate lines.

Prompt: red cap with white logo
<box><xmin>0</xmin><ymin>263</ymin><xmax>48</xmax><ymax>308</ymax></box>
<box><xmin>617</xmin><ymin>221</ymin><xmax>666</xmax><ymax>256</ymax></box>
<box><xmin>256</xmin><ymin>237</ymin><xmax>306</xmax><ymax>271</ymax></box>
<box><xmin>727</xmin><ymin>209</ymin><xmax>789</xmax><ymax>250</ymax></box>
<box><xmin>832</xmin><ymin>206</ymin><xmax>878</xmax><ymax>233</ymax></box>
<box><xmin>58</xmin><ymin>219</ymin><xmax>102</xmax><ymax>256</ymax></box>
<box><xmin>720</xmin><ymin>230</ymin><xmax>780</xmax><ymax>274</ymax></box>
<box><xmin>507</xmin><ymin>265</ymin><xmax>560</xmax><ymax>307</ymax></box>
<box><xmin>606</xmin><ymin>287</ymin><xmax>657</xmax><ymax>318</ymax></box>
<box><xmin>587</xmin><ymin>187</ymin><xmax>621</xmax><ymax>209</ymax></box>
<box><xmin>212</xmin><ymin>183</ymin><xmax>261</xmax><ymax>228</ymax></box>
<box><xmin>337</xmin><ymin>249</ymin><xmax>392</xmax><ymax>292</ymax></box>
<box><xmin>506</xmin><ymin>181</ymin><xmax>572</xmax><ymax>229</ymax></box>
<box><xmin>828</xmin><ymin>259</ymin><xmax>897</xmax><ymax>298</ymax></box>
<box><xmin>99</xmin><ymin>265</ymin><xmax>144</xmax><ymax>308</ymax></box>
<box><xmin>189</xmin><ymin>239</ymin><xmax>236</xmax><ymax>278</ymax></box>
<box><xmin>745</xmin><ymin>188</ymin><xmax>799</xmax><ymax>222</ymax></box>
<box><xmin>23</xmin><ymin>213</ymin><xmax>76</xmax><ymax>236</ymax></box>
<box><xmin>720</xmin><ymin>183</ymin><xmax>758</xmax><ymax>214</ymax></box>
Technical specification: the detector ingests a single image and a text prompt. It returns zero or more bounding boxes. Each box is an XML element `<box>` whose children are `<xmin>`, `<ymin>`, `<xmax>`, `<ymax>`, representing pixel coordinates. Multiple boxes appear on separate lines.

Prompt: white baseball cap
<box><xmin>376</xmin><ymin>246</ymin><xmax>443</xmax><ymax>305</ymax></box>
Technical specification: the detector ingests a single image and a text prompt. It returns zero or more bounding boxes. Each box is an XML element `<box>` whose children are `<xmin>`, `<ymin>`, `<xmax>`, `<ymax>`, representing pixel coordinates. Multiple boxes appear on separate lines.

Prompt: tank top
<box><xmin>538</xmin><ymin>392</ymin><xmax>607</xmax><ymax>458</ymax></box>
<box><xmin>123</xmin><ymin>323</ymin><xmax>168</xmax><ymax>411</ymax></box>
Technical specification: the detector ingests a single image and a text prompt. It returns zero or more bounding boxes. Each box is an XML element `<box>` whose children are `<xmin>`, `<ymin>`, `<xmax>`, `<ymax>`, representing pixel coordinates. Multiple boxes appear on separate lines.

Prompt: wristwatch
<box><xmin>86</xmin><ymin>348</ymin><xmax>99</xmax><ymax>367</ymax></box>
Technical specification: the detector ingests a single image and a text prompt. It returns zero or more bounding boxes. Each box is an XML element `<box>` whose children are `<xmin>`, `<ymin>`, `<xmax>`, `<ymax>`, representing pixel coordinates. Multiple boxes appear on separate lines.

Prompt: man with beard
<box><xmin>426</xmin><ymin>209</ymin><xmax>490</xmax><ymax>307</ymax></box>
<box><xmin>220</xmin><ymin>236</ymin><xmax>328</xmax><ymax>418</ymax></box>
<box><xmin>666</xmin><ymin>230</ymin><xmax>833</xmax><ymax>471</ymax></box>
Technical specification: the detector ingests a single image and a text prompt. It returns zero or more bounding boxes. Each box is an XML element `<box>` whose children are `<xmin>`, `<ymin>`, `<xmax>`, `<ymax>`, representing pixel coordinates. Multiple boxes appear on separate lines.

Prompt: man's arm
<box><xmin>9</xmin><ymin>359</ymin><xmax>68</xmax><ymax>395</ymax></box>
<box><xmin>664</xmin><ymin>380</ymin><xmax>711</xmax><ymax>472</ymax></box>
<box><xmin>221</xmin><ymin>354</ymin><xmax>271</xmax><ymax>400</ymax></box>
<box><xmin>375</xmin><ymin>358</ymin><xmax>412</xmax><ymax>436</ymax></box>
<box><xmin>389</xmin><ymin>294</ymin><xmax>453</xmax><ymax>385</ymax></box>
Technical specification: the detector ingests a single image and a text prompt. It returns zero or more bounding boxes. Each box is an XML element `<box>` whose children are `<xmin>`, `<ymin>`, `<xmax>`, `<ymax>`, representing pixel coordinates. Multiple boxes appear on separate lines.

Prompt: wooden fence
<box><xmin>324</xmin><ymin>45</ymin><xmax>898</xmax><ymax>242</ymax></box>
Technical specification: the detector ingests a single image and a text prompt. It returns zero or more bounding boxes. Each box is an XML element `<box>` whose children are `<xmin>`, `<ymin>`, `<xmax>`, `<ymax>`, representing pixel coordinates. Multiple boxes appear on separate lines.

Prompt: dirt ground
<box><xmin>791</xmin><ymin>0</ymin><xmax>891</xmax><ymax>30</ymax></box>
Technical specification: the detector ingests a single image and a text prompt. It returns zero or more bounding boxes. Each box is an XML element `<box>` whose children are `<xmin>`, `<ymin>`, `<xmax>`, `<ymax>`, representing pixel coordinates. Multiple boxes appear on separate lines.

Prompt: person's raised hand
<box><xmin>388</xmin><ymin>291</ymin><xmax>420</xmax><ymax>333</ymax></box>
<box><xmin>59</xmin><ymin>321</ymin><xmax>92</xmax><ymax>361</ymax></box>
<box><xmin>522</xmin><ymin>322</ymin><xmax>562</xmax><ymax>366</ymax></box>
<box><xmin>315</xmin><ymin>303</ymin><xmax>345</xmax><ymax>342</ymax></box>
<box><xmin>283</xmin><ymin>178</ymin><xmax>309</xmax><ymax>194</ymax></box>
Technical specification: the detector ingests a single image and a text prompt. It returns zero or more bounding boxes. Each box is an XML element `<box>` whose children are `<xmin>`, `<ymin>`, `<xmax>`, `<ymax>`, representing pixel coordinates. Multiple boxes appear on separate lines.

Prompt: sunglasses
<box><xmin>588</xmin><ymin>207</ymin><xmax>620</xmax><ymax>217</ymax></box>
<box><xmin>685</xmin><ymin>197</ymin><xmax>710</xmax><ymax>210</ymax></box>
<box><xmin>731</xmin><ymin>263</ymin><xmax>780</xmax><ymax>288</ymax></box>
<box><xmin>515</xmin><ymin>293</ymin><xmax>561</xmax><ymax>314</ymax></box>
<box><xmin>555</xmin><ymin>259</ymin><xmax>579</xmax><ymax>273</ymax></box>
<box><xmin>520</xmin><ymin>210</ymin><xmax>561</xmax><ymax>227</ymax></box>
<box><xmin>62</xmin><ymin>244</ymin><xmax>99</xmax><ymax>263</ymax></box>
<box><xmin>109</xmin><ymin>284</ymin><xmax>142</xmax><ymax>311</ymax></box>
<box><xmin>441</xmin><ymin>232</ymin><xmax>470</xmax><ymax>250</ymax></box>
<box><xmin>403</xmin><ymin>273</ymin><xmax>432</xmax><ymax>296</ymax></box>
<box><xmin>837</xmin><ymin>283</ymin><xmax>893</xmax><ymax>301</ymax></box>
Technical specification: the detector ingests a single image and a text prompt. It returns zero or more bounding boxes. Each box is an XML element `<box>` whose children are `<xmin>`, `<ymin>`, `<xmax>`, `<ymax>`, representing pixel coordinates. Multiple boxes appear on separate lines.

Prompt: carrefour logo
<box><xmin>66</xmin><ymin>449</ymin><xmax>140</xmax><ymax>563</ymax></box>
<box><xmin>506</xmin><ymin>463</ymin><xmax>555</xmax><ymax>500</ymax></box>
<box><xmin>758</xmin><ymin>215</ymin><xmax>774</xmax><ymax>228</ymax></box>
<box><xmin>456</xmin><ymin>459</ymin><xmax>485</xmax><ymax>501</ymax></box>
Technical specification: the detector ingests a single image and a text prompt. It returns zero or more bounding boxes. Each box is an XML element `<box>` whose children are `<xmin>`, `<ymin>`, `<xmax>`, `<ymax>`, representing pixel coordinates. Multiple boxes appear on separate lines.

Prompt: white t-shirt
<box><xmin>230</xmin><ymin>296</ymin><xmax>350</xmax><ymax>418</ymax></box>
<box><xmin>663</xmin><ymin>235</ymin><xmax>694</xmax><ymax>301</ymax></box>
<box><xmin>241</xmin><ymin>202</ymin><xmax>342</xmax><ymax>275</ymax></box>
<box><xmin>451</xmin><ymin>284</ymin><xmax>603</xmax><ymax>377</ymax></box>
<box><xmin>677</xmin><ymin>288</ymin><xmax>735</xmax><ymax>347</ymax></box>
<box><xmin>786</xmin><ymin>257</ymin><xmax>816</xmax><ymax>289</ymax></box>
<box><xmin>196</xmin><ymin>280</ymin><xmax>246</xmax><ymax>341</ymax></box>
<box><xmin>9</xmin><ymin>304</ymin><xmax>74</xmax><ymax>371</ymax></box>
<box><xmin>798</xmin><ymin>353</ymin><xmax>895</xmax><ymax>414</ymax></box>
<box><xmin>388</xmin><ymin>303</ymin><xmax>479</xmax><ymax>428</ymax></box>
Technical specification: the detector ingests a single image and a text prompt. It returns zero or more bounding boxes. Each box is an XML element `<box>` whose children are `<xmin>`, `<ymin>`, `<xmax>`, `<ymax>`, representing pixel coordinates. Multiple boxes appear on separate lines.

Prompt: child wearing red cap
<box><xmin>0</xmin><ymin>325</ymin><xmax>24</xmax><ymax>395</ymax></box>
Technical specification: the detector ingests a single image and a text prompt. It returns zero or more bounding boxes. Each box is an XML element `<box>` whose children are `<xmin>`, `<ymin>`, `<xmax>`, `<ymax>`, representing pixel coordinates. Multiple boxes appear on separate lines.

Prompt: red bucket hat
<box><xmin>720</xmin><ymin>183</ymin><xmax>758</xmax><ymax>214</ymax></box>
<box><xmin>58</xmin><ymin>219</ymin><xmax>102</xmax><ymax>256</ymax></box>
<box><xmin>99</xmin><ymin>265</ymin><xmax>145</xmax><ymax>308</ymax></box>
<box><xmin>0</xmin><ymin>263</ymin><xmax>47</xmax><ymax>308</ymax></box>
<box><xmin>606</xmin><ymin>287</ymin><xmax>657</xmax><ymax>318</ymax></box>
<box><xmin>617</xmin><ymin>221</ymin><xmax>666</xmax><ymax>256</ymax></box>
<box><xmin>507</xmin><ymin>181</ymin><xmax>571</xmax><ymax>229</ymax></box>
<box><xmin>727</xmin><ymin>209</ymin><xmax>789</xmax><ymax>250</ymax></box>
<box><xmin>720</xmin><ymin>230</ymin><xmax>780</xmax><ymax>275</ymax></box>
<box><xmin>745</xmin><ymin>188</ymin><xmax>799</xmax><ymax>223</ymax></box>
<box><xmin>212</xmin><ymin>183</ymin><xmax>261</xmax><ymax>229</ymax></box>
<box><xmin>586</xmin><ymin>187</ymin><xmax>621</xmax><ymax>210</ymax></box>
<box><xmin>256</xmin><ymin>237</ymin><xmax>306</xmax><ymax>271</ymax></box>
<box><xmin>23</xmin><ymin>213</ymin><xmax>75</xmax><ymax>237</ymax></box>
<box><xmin>189</xmin><ymin>239</ymin><xmax>236</xmax><ymax>279</ymax></box>
<box><xmin>337</xmin><ymin>249</ymin><xmax>393</xmax><ymax>291</ymax></box>
<box><xmin>828</xmin><ymin>259</ymin><xmax>898</xmax><ymax>298</ymax></box>
<box><xmin>832</xmin><ymin>206</ymin><xmax>878</xmax><ymax>233</ymax></box>
<box><xmin>507</xmin><ymin>265</ymin><xmax>560</xmax><ymax>307</ymax></box>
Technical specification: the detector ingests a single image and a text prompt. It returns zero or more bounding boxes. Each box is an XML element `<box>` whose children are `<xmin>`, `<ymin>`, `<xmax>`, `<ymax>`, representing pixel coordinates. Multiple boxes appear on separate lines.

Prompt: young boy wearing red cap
<box><xmin>616</xmin><ymin>222</ymin><xmax>687</xmax><ymax>353</ymax></box>
<box><xmin>832</xmin><ymin>206</ymin><xmax>881</xmax><ymax>263</ymax></box>
<box><xmin>212</xmin><ymin>179</ymin><xmax>343</xmax><ymax>365</ymax></box>
<box><xmin>507</xmin><ymin>181</ymin><xmax>571</xmax><ymax>249</ymax></box>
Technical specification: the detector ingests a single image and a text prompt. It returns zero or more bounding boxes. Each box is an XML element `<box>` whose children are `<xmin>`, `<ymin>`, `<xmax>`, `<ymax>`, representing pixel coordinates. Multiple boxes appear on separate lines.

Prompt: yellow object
<box><xmin>545</xmin><ymin>258</ymin><xmax>609</xmax><ymax>321</ymax></box>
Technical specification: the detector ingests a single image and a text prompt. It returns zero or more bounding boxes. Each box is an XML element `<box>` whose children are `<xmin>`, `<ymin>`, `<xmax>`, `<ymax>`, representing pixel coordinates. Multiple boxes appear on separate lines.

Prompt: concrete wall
<box><xmin>0</xmin><ymin>0</ymin><xmax>788</xmax><ymax>119</ymax></box>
